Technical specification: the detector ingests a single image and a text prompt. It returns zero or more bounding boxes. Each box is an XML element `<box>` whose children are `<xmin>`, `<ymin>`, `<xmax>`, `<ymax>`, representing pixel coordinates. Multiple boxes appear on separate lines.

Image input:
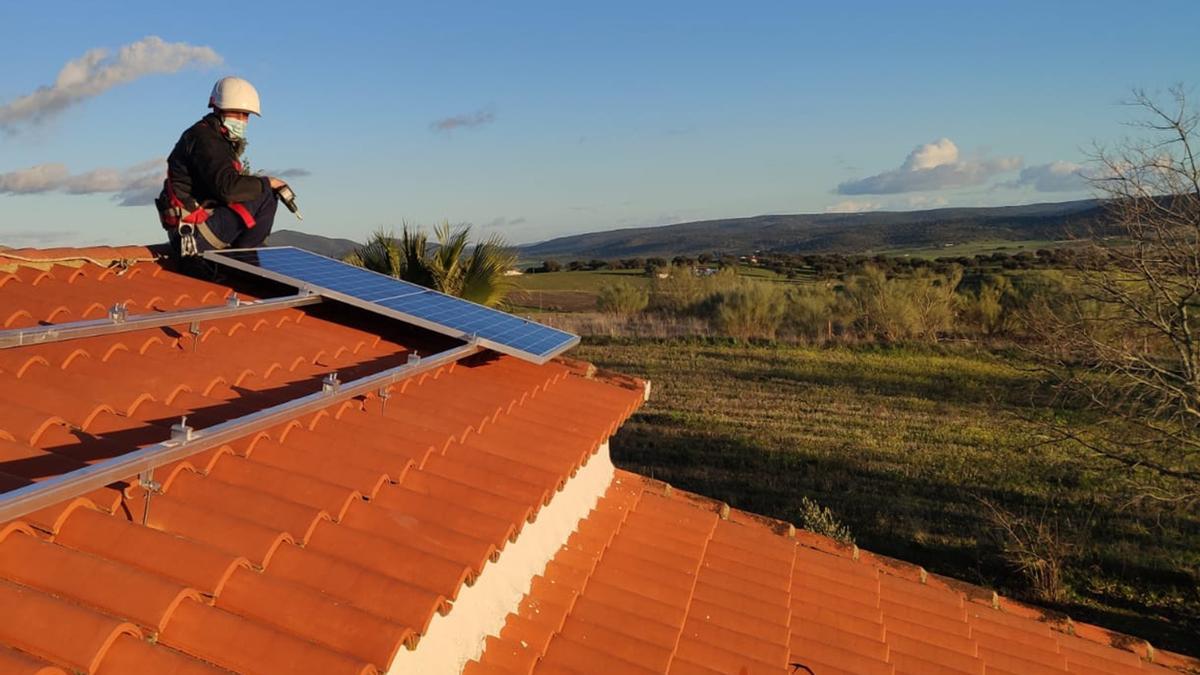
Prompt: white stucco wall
<box><xmin>386</xmin><ymin>442</ymin><xmax>615</xmax><ymax>675</ymax></box>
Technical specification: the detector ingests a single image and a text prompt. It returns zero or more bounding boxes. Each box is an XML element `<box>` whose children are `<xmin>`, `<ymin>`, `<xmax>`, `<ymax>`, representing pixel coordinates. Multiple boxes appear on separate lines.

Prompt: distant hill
<box><xmin>269</xmin><ymin>229</ymin><xmax>361</xmax><ymax>259</ymax></box>
<box><xmin>520</xmin><ymin>199</ymin><xmax>1108</xmax><ymax>260</ymax></box>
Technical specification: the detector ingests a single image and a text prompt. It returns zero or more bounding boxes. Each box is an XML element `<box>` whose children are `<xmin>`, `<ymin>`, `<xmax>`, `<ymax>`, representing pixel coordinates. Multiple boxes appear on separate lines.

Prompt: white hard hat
<box><xmin>208</xmin><ymin>77</ymin><xmax>261</xmax><ymax>116</ymax></box>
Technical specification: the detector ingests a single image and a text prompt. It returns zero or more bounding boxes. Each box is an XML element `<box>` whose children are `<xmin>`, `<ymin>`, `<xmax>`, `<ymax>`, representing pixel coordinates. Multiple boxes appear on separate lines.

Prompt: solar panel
<box><xmin>204</xmin><ymin>247</ymin><xmax>579</xmax><ymax>364</ymax></box>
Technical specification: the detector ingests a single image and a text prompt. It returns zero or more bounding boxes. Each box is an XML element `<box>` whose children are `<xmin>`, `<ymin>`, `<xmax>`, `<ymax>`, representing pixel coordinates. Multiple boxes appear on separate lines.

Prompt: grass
<box><xmin>514</xmin><ymin>268</ymin><xmax>649</xmax><ymax>291</ymax></box>
<box><xmin>510</xmin><ymin>267</ymin><xmax>793</xmax><ymax>311</ymax></box>
<box><xmin>575</xmin><ymin>339</ymin><xmax>1200</xmax><ymax>654</ymax></box>
<box><xmin>879</xmin><ymin>238</ymin><xmax>1073</xmax><ymax>259</ymax></box>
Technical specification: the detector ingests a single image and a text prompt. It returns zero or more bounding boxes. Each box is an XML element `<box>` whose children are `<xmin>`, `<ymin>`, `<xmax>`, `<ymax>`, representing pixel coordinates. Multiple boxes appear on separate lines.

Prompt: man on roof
<box><xmin>156</xmin><ymin>76</ymin><xmax>288</xmax><ymax>258</ymax></box>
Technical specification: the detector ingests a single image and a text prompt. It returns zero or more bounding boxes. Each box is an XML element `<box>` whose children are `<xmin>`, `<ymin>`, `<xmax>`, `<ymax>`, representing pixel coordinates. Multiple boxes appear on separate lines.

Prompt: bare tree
<box><xmin>1032</xmin><ymin>86</ymin><xmax>1200</xmax><ymax>504</ymax></box>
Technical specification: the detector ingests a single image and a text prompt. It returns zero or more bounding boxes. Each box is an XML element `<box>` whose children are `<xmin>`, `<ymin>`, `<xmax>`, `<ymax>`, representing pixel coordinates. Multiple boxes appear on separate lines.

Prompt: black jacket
<box><xmin>159</xmin><ymin>113</ymin><xmax>264</xmax><ymax>212</ymax></box>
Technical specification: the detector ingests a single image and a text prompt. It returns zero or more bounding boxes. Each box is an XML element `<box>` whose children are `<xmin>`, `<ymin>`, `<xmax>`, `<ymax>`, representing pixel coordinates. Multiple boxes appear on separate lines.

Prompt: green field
<box><xmin>879</xmin><ymin>238</ymin><xmax>1074</xmax><ymax>259</ymax></box>
<box><xmin>513</xmin><ymin>268</ymin><xmax>650</xmax><ymax>291</ymax></box>
<box><xmin>575</xmin><ymin>339</ymin><xmax>1200</xmax><ymax>653</ymax></box>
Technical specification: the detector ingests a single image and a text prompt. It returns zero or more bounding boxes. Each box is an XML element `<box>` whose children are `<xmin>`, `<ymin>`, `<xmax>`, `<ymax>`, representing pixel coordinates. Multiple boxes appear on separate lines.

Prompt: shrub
<box><xmin>788</xmin><ymin>285</ymin><xmax>857</xmax><ymax>341</ymax></box>
<box><xmin>711</xmin><ymin>280</ymin><xmax>789</xmax><ymax>340</ymax></box>
<box><xmin>979</xmin><ymin>499</ymin><xmax>1079</xmax><ymax>603</ymax></box>
<box><xmin>798</xmin><ymin>497</ymin><xmax>855</xmax><ymax>544</ymax></box>
<box><xmin>596</xmin><ymin>282</ymin><xmax>649</xmax><ymax>315</ymax></box>
<box><xmin>843</xmin><ymin>264</ymin><xmax>961</xmax><ymax>341</ymax></box>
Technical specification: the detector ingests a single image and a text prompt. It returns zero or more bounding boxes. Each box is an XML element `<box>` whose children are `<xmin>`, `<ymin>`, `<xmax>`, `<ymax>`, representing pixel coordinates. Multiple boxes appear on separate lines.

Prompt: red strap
<box><xmin>229</xmin><ymin>202</ymin><xmax>255</xmax><ymax>228</ymax></box>
<box><xmin>182</xmin><ymin>208</ymin><xmax>208</xmax><ymax>225</ymax></box>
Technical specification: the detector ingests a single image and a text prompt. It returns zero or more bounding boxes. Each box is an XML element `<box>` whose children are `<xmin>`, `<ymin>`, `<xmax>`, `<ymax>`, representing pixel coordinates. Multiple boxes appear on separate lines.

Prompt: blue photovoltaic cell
<box><xmin>207</xmin><ymin>247</ymin><xmax>578</xmax><ymax>363</ymax></box>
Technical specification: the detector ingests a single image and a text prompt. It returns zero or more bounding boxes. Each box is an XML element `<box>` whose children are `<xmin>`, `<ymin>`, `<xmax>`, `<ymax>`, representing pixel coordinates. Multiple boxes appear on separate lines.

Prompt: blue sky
<box><xmin>1</xmin><ymin>1</ymin><xmax>1197</xmax><ymax>248</ymax></box>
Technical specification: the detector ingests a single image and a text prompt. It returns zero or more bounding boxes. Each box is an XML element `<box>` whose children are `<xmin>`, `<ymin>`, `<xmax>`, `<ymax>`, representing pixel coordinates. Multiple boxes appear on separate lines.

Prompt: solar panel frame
<box><xmin>203</xmin><ymin>246</ymin><xmax>579</xmax><ymax>364</ymax></box>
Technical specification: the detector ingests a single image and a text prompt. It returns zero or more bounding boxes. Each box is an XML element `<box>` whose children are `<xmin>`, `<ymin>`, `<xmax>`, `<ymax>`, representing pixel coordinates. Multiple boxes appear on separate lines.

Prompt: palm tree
<box><xmin>345</xmin><ymin>222</ymin><xmax>518</xmax><ymax>307</ymax></box>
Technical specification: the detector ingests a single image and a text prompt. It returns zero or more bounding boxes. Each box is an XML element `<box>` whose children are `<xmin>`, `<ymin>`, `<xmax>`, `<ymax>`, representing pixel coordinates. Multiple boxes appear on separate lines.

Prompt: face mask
<box><xmin>222</xmin><ymin>117</ymin><xmax>247</xmax><ymax>140</ymax></box>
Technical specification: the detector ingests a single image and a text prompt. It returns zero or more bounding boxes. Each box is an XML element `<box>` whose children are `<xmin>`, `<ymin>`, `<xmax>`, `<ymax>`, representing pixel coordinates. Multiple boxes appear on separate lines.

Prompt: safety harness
<box><xmin>158</xmin><ymin>157</ymin><xmax>257</xmax><ymax>257</ymax></box>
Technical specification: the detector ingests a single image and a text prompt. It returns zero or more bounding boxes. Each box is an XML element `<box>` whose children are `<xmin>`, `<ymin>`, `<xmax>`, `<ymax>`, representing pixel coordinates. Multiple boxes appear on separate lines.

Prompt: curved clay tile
<box><xmin>125</xmin><ymin>336</ymin><xmax>159</xmax><ymax>356</ymax></box>
<box><xmin>154</xmin><ymin>462</ymin><xmax>200</xmax><ymax>492</ymax></box>
<box><xmin>53</xmin><ymin>507</ymin><xmax>248</xmax><ymax>595</ymax></box>
<box><xmin>167</xmin><ymin>470</ymin><xmax>329</xmax><ymax>545</ymax></box>
<box><xmin>93</xmin><ymin>634</ymin><xmax>228</xmax><ymax>675</ymax></box>
<box><xmin>264</xmin><ymin>543</ymin><xmax>452</xmax><ymax>635</ymax></box>
<box><xmin>2</xmin><ymin>309</ymin><xmax>35</xmax><ymax>329</ymax></box>
<box><xmin>13</xmin><ymin>268</ymin><xmax>51</xmax><ymax>286</ymax></box>
<box><xmin>1</xmin><ymin>408</ymin><xmax>69</xmax><ymax>449</ymax></box>
<box><xmin>0</xmin><ymin>354</ymin><xmax>48</xmax><ymax>380</ymax></box>
<box><xmin>303</xmin><ymin>519</ymin><xmax>473</xmax><ymax>601</ymax></box>
<box><xmin>0</xmin><ymin>531</ymin><xmax>203</xmax><ymax>633</ymax></box>
<box><xmin>0</xmin><ymin>644</ymin><xmax>68</xmax><ymax>675</ymax></box>
<box><xmin>125</xmin><ymin>491</ymin><xmax>295</xmax><ymax>567</ymax></box>
<box><xmin>0</xmin><ymin>579</ymin><xmax>142</xmax><ymax>674</ymax></box>
<box><xmin>54</xmin><ymin>347</ymin><xmax>96</xmax><ymax>370</ymax></box>
<box><xmin>159</xmin><ymin>599</ymin><xmax>376</xmax><ymax>675</ymax></box>
<box><xmin>0</xmin><ymin>521</ymin><xmax>36</xmax><ymax>544</ymax></box>
<box><xmin>339</xmin><ymin>499</ymin><xmax>501</xmax><ymax>575</ymax></box>
<box><xmin>25</xmin><ymin>497</ymin><xmax>99</xmax><ymax>535</ymax></box>
<box><xmin>216</xmin><ymin>566</ymin><xmax>413</xmax><ymax>668</ymax></box>
<box><xmin>43</xmin><ymin>306</ymin><xmax>74</xmax><ymax>324</ymax></box>
<box><xmin>78</xmin><ymin>302</ymin><xmax>112</xmax><ymax>320</ymax></box>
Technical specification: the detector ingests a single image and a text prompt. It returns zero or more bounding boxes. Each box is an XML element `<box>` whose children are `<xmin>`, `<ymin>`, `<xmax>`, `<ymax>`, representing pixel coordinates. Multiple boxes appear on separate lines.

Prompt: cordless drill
<box><xmin>275</xmin><ymin>184</ymin><xmax>303</xmax><ymax>220</ymax></box>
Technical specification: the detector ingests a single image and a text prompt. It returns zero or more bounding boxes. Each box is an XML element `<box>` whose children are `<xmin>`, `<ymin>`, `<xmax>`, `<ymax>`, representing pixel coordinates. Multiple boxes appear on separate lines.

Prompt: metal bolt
<box><xmin>170</xmin><ymin>416</ymin><xmax>193</xmax><ymax>443</ymax></box>
<box><xmin>322</xmin><ymin>372</ymin><xmax>340</xmax><ymax>394</ymax></box>
<box><xmin>138</xmin><ymin>468</ymin><xmax>161</xmax><ymax>525</ymax></box>
<box><xmin>108</xmin><ymin>302</ymin><xmax>128</xmax><ymax>324</ymax></box>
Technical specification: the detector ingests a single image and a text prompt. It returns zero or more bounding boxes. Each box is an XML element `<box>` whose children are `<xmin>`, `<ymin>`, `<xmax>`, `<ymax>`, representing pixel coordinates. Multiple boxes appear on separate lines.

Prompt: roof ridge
<box><xmin>0</xmin><ymin>245</ymin><xmax>166</xmax><ymax>272</ymax></box>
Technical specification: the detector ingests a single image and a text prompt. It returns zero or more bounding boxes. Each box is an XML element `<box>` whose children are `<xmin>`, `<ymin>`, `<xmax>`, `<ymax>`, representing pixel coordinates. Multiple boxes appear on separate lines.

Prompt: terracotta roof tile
<box><xmin>470</xmin><ymin>470</ymin><xmax>1198</xmax><ymax>675</ymax></box>
<box><xmin>0</xmin><ymin>251</ymin><xmax>1193</xmax><ymax>674</ymax></box>
<box><xmin>0</xmin><ymin>645</ymin><xmax>68</xmax><ymax>675</ymax></box>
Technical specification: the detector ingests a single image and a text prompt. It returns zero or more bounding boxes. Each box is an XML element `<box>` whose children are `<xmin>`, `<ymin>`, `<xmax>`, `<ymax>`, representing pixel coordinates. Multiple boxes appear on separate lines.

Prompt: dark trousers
<box><xmin>168</xmin><ymin>183</ymin><xmax>277</xmax><ymax>254</ymax></box>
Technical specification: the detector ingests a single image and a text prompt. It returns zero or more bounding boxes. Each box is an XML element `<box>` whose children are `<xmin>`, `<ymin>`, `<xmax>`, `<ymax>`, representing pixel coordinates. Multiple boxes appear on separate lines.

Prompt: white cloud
<box><xmin>0</xmin><ymin>36</ymin><xmax>221</xmax><ymax>131</ymax></box>
<box><xmin>1004</xmin><ymin>161</ymin><xmax>1088</xmax><ymax>192</ymax></box>
<box><xmin>904</xmin><ymin>195</ymin><xmax>948</xmax><ymax>209</ymax></box>
<box><xmin>482</xmin><ymin>216</ymin><xmax>529</xmax><ymax>230</ymax></box>
<box><xmin>0</xmin><ymin>158</ymin><xmax>163</xmax><ymax>205</ymax></box>
<box><xmin>837</xmin><ymin>138</ymin><xmax>1022</xmax><ymax>195</ymax></box>
<box><xmin>825</xmin><ymin>199</ymin><xmax>882</xmax><ymax>213</ymax></box>
<box><xmin>430</xmin><ymin>108</ymin><xmax>496</xmax><ymax>133</ymax></box>
<box><xmin>0</xmin><ymin>163</ymin><xmax>70</xmax><ymax>193</ymax></box>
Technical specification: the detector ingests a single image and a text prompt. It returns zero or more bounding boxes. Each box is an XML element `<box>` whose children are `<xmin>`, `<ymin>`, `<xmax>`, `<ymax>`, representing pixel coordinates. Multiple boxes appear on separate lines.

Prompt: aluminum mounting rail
<box><xmin>0</xmin><ymin>293</ymin><xmax>323</xmax><ymax>350</ymax></box>
<box><xmin>0</xmin><ymin>340</ymin><xmax>480</xmax><ymax>523</ymax></box>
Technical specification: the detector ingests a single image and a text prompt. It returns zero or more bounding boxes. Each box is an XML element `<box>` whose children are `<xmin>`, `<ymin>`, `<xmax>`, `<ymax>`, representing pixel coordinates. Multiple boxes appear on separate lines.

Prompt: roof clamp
<box><xmin>170</xmin><ymin>416</ymin><xmax>194</xmax><ymax>444</ymax></box>
<box><xmin>407</xmin><ymin>351</ymin><xmax>421</xmax><ymax>366</ymax></box>
<box><xmin>108</xmin><ymin>302</ymin><xmax>128</xmax><ymax>324</ymax></box>
<box><xmin>377</xmin><ymin>385</ymin><xmax>391</xmax><ymax>415</ymax></box>
<box><xmin>322</xmin><ymin>372</ymin><xmax>340</xmax><ymax>394</ymax></box>
<box><xmin>189</xmin><ymin>320</ymin><xmax>201</xmax><ymax>352</ymax></box>
<box><xmin>226</xmin><ymin>293</ymin><xmax>241</xmax><ymax>308</ymax></box>
<box><xmin>138</xmin><ymin>467</ymin><xmax>162</xmax><ymax>526</ymax></box>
